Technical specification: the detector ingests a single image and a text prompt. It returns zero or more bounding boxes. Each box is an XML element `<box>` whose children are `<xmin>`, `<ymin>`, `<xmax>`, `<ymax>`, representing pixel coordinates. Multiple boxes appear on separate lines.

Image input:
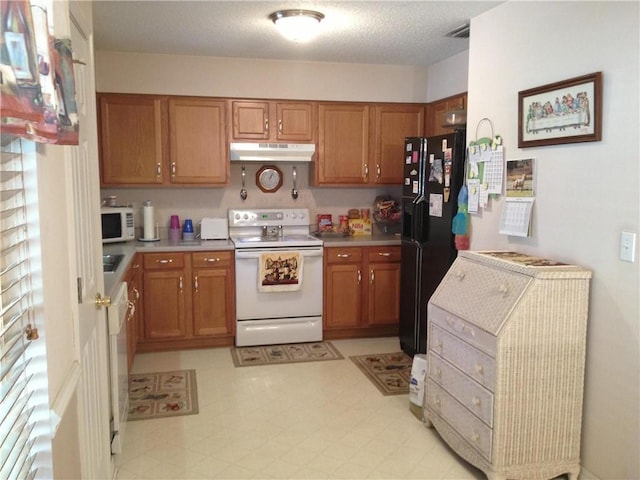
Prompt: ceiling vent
<box><xmin>445</xmin><ymin>23</ymin><xmax>470</xmax><ymax>39</ymax></box>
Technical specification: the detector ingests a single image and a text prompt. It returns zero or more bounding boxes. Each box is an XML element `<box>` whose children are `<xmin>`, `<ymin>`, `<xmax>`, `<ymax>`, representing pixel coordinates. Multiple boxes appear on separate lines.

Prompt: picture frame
<box><xmin>518</xmin><ymin>72</ymin><xmax>602</xmax><ymax>148</ymax></box>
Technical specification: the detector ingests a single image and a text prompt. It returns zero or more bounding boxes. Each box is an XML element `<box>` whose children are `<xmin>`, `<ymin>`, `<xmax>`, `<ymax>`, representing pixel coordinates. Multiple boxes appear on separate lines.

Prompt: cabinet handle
<box><xmin>376</xmin><ymin>164</ymin><xmax>381</xmax><ymax>178</ymax></box>
<box><xmin>157</xmin><ymin>259</ymin><xmax>173</xmax><ymax>264</ymax></box>
<box><xmin>370</xmin><ymin>269</ymin><xmax>374</xmax><ymax>284</ymax></box>
<box><xmin>434</xmin><ymin>368</ymin><xmax>442</xmax><ymax>378</ymax></box>
<box><xmin>194</xmin><ymin>275</ymin><xmax>199</xmax><ymax>292</ymax></box>
<box><xmin>156</xmin><ymin>163</ymin><xmax>161</xmax><ymax>176</ymax></box>
<box><xmin>171</xmin><ymin>162</ymin><xmax>176</xmax><ymax>176</ymax></box>
<box><xmin>337</xmin><ymin>253</ymin><xmax>351</xmax><ymax>258</ymax></box>
<box><xmin>363</xmin><ymin>164</ymin><xmax>369</xmax><ymax>178</ymax></box>
<box><xmin>377</xmin><ymin>252</ymin><xmax>391</xmax><ymax>257</ymax></box>
<box><xmin>132</xmin><ymin>263</ymin><xmax>140</xmax><ymax>269</ymax></box>
<box><xmin>179</xmin><ymin>276</ymin><xmax>183</xmax><ymax>291</ymax></box>
<box><xmin>127</xmin><ymin>301</ymin><xmax>135</xmax><ymax>320</ymax></box>
<box><xmin>462</xmin><ymin>324</ymin><xmax>476</xmax><ymax>337</ymax></box>
<box><xmin>204</xmin><ymin>257</ymin><xmax>220</xmax><ymax>263</ymax></box>
<box><xmin>132</xmin><ymin>287</ymin><xmax>140</xmax><ymax>300</ymax></box>
<box><xmin>472</xmin><ymin>396</ymin><xmax>481</xmax><ymax>406</ymax></box>
<box><xmin>498</xmin><ymin>283</ymin><xmax>509</xmax><ymax>296</ymax></box>
<box><xmin>434</xmin><ymin>396</ymin><xmax>441</xmax><ymax>407</ymax></box>
<box><xmin>474</xmin><ymin>363</ymin><xmax>484</xmax><ymax>375</ymax></box>
<box><xmin>278</xmin><ymin>119</ymin><xmax>282</xmax><ymax>133</ymax></box>
<box><xmin>470</xmin><ymin>432</ymin><xmax>480</xmax><ymax>443</ymax></box>
<box><xmin>435</xmin><ymin>339</ymin><xmax>443</xmax><ymax>349</ymax></box>
<box><xmin>357</xmin><ymin>270</ymin><xmax>361</xmax><ymax>284</ymax></box>
<box><xmin>264</xmin><ymin>118</ymin><xmax>269</xmax><ymax>133</ymax></box>
<box><xmin>455</xmin><ymin>270</ymin><xmax>466</xmax><ymax>280</ymax></box>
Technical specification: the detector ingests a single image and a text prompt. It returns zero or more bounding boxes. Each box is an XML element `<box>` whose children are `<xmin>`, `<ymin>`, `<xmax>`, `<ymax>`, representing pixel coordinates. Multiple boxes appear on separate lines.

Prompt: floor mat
<box><xmin>128</xmin><ymin>369</ymin><xmax>198</xmax><ymax>420</ymax></box>
<box><xmin>230</xmin><ymin>341</ymin><xmax>344</xmax><ymax>367</ymax></box>
<box><xmin>350</xmin><ymin>352</ymin><xmax>412</xmax><ymax>395</ymax></box>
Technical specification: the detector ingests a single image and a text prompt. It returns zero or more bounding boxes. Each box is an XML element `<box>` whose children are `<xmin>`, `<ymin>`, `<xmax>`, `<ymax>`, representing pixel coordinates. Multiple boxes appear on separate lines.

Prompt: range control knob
<box><xmin>298</xmin><ymin>211</ymin><xmax>305</xmax><ymax>219</ymax></box>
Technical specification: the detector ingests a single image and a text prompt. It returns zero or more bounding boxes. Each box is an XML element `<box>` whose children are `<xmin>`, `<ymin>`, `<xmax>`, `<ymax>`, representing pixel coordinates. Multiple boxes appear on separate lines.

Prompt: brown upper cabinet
<box><xmin>229</xmin><ymin>99</ymin><xmax>316</xmax><ymax>142</ymax></box>
<box><xmin>425</xmin><ymin>92</ymin><xmax>467</xmax><ymax>137</ymax></box>
<box><xmin>98</xmin><ymin>93</ymin><xmax>229</xmax><ymax>186</ymax></box>
<box><xmin>314</xmin><ymin>102</ymin><xmax>424</xmax><ymax>186</ymax></box>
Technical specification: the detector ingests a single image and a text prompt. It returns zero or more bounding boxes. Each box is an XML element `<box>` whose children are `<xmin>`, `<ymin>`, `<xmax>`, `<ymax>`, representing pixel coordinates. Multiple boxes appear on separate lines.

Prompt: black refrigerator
<box><xmin>399</xmin><ymin>130</ymin><xmax>466</xmax><ymax>357</ymax></box>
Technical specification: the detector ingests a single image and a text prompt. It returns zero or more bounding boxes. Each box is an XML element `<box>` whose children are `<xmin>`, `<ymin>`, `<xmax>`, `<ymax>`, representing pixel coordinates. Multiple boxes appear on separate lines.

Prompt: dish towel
<box><xmin>258</xmin><ymin>251</ymin><xmax>303</xmax><ymax>292</ymax></box>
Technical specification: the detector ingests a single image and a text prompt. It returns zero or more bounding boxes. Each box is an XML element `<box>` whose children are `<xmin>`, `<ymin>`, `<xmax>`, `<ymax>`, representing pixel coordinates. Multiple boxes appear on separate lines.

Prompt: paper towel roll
<box><xmin>143</xmin><ymin>201</ymin><xmax>155</xmax><ymax>239</ymax></box>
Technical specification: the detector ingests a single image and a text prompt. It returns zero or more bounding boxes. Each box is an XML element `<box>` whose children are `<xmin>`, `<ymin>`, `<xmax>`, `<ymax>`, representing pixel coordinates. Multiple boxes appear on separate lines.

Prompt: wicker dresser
<box><xmin>424</xmin><ymin>251</ymin><xmax>592</xmax><ymax>480</ymax></box>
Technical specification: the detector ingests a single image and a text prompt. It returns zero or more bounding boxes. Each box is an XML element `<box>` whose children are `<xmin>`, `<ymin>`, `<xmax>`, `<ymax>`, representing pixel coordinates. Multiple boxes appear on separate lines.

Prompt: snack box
<box><xmin>348</xmin><ymin>218</ymin><xmax>372</xmax><ymax>236</ymax></box>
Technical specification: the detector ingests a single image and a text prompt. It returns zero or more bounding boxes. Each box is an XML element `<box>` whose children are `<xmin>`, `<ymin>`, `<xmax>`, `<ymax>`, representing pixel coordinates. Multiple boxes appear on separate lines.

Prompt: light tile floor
<box><xmin>115</xmin><ymin>337</ymin><xmax>485</xmax><ymax>480</ymax></box>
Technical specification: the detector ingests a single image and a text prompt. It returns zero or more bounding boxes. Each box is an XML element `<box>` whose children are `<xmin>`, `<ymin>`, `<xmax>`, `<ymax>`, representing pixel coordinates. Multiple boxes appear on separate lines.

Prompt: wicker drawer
<box><xmin>429</xmin><ymin>304</ymin><xmax>497</xmax><ymax>356</ymax></box>
<box><xmin>192</xmin><ymin>251</ymin><xmax>233</xmax><ymax>268</ymax></box>
<box><xmin>426</xmin><ymin>379</ymin><xmax>493</xmax><ymax>461</ymax></box>
<box><xmin>143</xmin><ymin>252</ymin><xmax>185</xmax><ymax>270</ymax></box>
<box><xmin>429</xmin><ymin>323</ymin><xmax>495</xmax><ymax>391</ymax></box>
<box><xmin>430</xmin><ymin>257</ymin><xmax>531</xmax><ymax>335</ymax></box>
<box><xmin>325</xmin><ymin>247</ymin><xmax>362</xmax><ymax>264</ymax></box>
<box><xmin>428</xmin><ymin>352</ymin><xmax>494</xmax><ymax>427</ymax></box>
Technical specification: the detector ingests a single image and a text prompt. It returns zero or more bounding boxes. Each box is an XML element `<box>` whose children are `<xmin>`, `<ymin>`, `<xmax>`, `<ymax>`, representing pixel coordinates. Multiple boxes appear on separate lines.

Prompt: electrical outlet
<box><xmin>620</xmin><ymin>231</ymin><xmax>636</xmax><ymax>262</ymax></box>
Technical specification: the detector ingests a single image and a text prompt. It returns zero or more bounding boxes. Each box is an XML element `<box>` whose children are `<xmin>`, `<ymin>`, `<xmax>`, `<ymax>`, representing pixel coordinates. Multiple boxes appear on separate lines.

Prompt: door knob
<box><xmin>95</xmin><ymin>293</ymin><xmax>111</xmax><ymax>308</ymax></box>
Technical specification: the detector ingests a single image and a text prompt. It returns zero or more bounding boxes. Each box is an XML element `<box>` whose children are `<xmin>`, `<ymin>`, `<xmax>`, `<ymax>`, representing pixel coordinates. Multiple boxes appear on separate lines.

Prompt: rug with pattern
<box><xmin>231</xmin><ymin>341</ymin><xmax>343</xmax><ymax>367</ymax></box>
<box><xmin>350</xmin><ymin>352</ymin><xmax>412</xmax><ymax>395</ymax></box>
<box><xmin>128</xmin><ymin>369</ymin><xmax>198</xmax><ymax>420</ymax></box>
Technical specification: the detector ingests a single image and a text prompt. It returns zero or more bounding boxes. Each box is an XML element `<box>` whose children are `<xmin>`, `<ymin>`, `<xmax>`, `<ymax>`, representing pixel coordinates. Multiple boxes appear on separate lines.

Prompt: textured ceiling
<box><xmin>92</xmin><ymin>1</ymin><xmax>501</xmax><ymax>67</ymax></box>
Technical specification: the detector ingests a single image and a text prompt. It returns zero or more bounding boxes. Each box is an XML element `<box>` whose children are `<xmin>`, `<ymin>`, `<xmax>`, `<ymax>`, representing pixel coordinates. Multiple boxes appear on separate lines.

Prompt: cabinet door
<box><xmin>231</xmin><ymin>100</ymin><xmax>269</xmax><ymax>140</ymax></box>
<box><xmin>324</xmin><ymin>263</ymin><xmax>363</xmax><ymax>328</ymax></box>
<box><xmin>317</xmin><ymin>104</ymin><xmax>370</xmax><ymax>185</ymax></box>
<box><xmin>372</xmin><ymin>105</ymin><xmax>424</xmax><ymax>185</ymax></box>
<box><xmin>426</xmin><ymin>93</ymin><xmax>466</xmax><ymax>137</ymax></box>
<box><xmin>169</xmin><ymin>98</ymin><xmax>229</xmax><ymax>185</ymax></box>
<box><xmin>275</xmin><ymin>102</ymin><xmax>315</xmax><ymax>141</ymax></box>
<box><xmin>192</xmin><ymin>251</ymin><xmax>235</xmax><ymax>337</ymax></box>
<box><xmin>142</xmin><ymin>269</ymin><xmax>187</xmax><ymax>340</ymax></box>
<box><xmin>367</xmin><ymin>262</ymin><xmax>401</xmax><ymax>326</ymax></box>
<box><xmin>98</xmin><ymin>94</ymin><xmax>166</xmax><ymax>185</ymax></box>
<box><xmin>192</xmin><ymin>268</ymin><xmax>234</xmax><ymax>336</ymax></box>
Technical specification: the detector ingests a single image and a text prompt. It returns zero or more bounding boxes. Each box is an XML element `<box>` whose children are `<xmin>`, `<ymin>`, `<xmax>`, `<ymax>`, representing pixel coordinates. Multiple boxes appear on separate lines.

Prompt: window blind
<box><xmin>0</xmin><ymin>134</ymin><xmax>38</xmax><ymax>480</ymax></box>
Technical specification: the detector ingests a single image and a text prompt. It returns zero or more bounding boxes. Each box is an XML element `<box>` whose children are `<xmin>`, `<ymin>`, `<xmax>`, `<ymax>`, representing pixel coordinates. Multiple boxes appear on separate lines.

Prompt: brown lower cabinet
<box><xmin>138</xmin><ymin>250</ymin><xmax>235</xmax><ymax>352</ymax></box>
<box><xmin>123</xmin><ymin>254</ymin><xmax>142</xmax><ymax>372</ymax></box>
<box><xmin>323</xmin><ymin>245</ymin><xmax>401</xmax><ymax>339</ymax></box>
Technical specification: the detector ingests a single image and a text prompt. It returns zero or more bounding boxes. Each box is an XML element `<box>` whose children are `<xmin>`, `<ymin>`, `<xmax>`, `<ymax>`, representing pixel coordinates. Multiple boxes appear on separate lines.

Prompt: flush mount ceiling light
<box><xmin>269</xmin><ymin>9</ymin><xmax>325</xmax><ymax>43</ymax></box>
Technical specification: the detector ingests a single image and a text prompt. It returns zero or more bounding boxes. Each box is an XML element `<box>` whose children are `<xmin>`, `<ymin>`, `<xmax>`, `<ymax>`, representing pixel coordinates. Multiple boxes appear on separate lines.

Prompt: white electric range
<box><xmin>228</xmin><ymin>208</ymin><xmax>323</xmax><ymax>346</ymax></box>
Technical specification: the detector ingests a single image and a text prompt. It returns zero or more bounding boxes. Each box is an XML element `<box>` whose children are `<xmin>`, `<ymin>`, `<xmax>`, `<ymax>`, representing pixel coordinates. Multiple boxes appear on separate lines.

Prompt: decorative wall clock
<box><xmin>256</xmin><ymin>165</ymin><xmax>283</xmax><ymax>193</ymax></box>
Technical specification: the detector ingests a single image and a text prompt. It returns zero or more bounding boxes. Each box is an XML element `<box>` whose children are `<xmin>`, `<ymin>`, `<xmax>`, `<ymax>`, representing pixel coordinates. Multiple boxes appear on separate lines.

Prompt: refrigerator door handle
<box><xmin>414</xmin><ymin>195</ymin><xmax>428</xmax><ymax>242</ymax></box>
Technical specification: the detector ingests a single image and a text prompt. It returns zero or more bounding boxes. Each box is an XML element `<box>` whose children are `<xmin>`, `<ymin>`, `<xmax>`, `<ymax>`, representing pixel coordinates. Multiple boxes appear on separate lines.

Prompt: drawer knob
<box><xmin>474</xmin><ymin>363</ymin><xmax>484</xmax><ymax>375</ymax></box>
<box><xmin>337</xmin><ymin>253</ymin><xmax>352</xmax><ymax>258</ymax></box>
<box><xmin>470</xmin><ymin>432</ymin><xmax>480</xmax><ymax>443</ymax></box>
<box><xmin>434</xmin><ymin>368</ymin><xmax>442</xmax><ymax>378</ymax></box>
<box><xmin>455</xmin><ymin>270</ymin><xmax>466</xmax><ymax>280</ymax></box>
<box><xmin>498</xmin><ymin>283</ymin><xmax>509</xmax><ymax>295</ymax></box>
<box><xmin>205</xmin><ymin>257</ymin><xmax>220</xmax><ymax>263</ymax></box>
<box><xmin>157</xmin><ymin>259</ymin><xmax>173</xmax><ymax>264</ymax></box>
<box><xmin>472</xmin><ymin>396</ymin><xmax>481</xmax><ymax>406</ymax></box>
<box><xmin>435</xmin><ymin>339</ymin><xmax>443</xmax><ymax>349</ymax></box>
<box><xmin>434</xmin><ymin>396</ymin><xmax>441</xmax><ymax>407</ymax></box>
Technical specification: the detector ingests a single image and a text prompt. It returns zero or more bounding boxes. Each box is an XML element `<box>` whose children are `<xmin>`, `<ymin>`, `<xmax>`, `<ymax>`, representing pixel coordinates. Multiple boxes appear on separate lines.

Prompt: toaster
<box><xmin>200</xmin><ymin>217</ymin><xmax>229</xmax><ymax>240</ymax></box>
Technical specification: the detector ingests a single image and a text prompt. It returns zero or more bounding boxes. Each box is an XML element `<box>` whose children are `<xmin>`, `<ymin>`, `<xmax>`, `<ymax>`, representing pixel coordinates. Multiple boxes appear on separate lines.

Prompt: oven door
<box><xmin>235</xmin><ymin>246</ymin><xmax>323</xmax><ymax>345</ymax></box>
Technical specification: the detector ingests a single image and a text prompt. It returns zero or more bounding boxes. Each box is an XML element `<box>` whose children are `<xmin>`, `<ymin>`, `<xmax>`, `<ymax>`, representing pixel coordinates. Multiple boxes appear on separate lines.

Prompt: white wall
<box><xmin>467</xmin><ymin>2</ymin><xmax>639</xmax><ymax>478</ymax></box>
<box><xmin>426</xmin><ymin>50</ymin><xmax>469</xmax><ymax>101</ymax></box>
<box><xmin>95</xmin><ymin>51</ymin><xmax>429</xmax><ymax>102</ymax></box>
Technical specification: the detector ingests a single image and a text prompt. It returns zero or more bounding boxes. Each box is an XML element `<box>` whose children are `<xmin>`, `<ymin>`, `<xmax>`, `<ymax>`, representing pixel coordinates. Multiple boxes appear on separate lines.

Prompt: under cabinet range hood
<box><xmin>230</xmin><ymin>142</ymin><xmax>315</xmax><ymax>162</ymax></box>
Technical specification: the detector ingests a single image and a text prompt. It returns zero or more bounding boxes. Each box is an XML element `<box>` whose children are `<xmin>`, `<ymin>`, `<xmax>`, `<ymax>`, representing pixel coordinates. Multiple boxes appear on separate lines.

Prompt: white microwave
<box><xmin>101</xmin><ymin>207</ymin><xmax>135</xmax><ymax>243</ymax></box>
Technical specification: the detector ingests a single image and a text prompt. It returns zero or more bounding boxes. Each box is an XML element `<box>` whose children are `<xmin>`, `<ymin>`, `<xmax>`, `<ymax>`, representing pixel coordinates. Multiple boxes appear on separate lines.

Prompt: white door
<box><xmin>69</xmin><ymin>4</ymin><xmax>112</xmax><ymax>479</ymax></box>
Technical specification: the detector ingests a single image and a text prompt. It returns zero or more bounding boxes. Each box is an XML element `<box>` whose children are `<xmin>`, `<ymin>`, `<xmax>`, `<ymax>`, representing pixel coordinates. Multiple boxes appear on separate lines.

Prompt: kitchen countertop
<box><xmin>103</xmin><ymin>235</ymin><xmax>400</xmax><ymax>296</ymax></box>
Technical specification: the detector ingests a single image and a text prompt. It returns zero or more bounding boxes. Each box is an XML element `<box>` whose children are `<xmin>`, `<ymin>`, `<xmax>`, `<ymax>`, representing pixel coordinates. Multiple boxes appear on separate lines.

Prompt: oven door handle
<box><xmin>235</xmin><ymin>249</ymin><xmax>323</xmax><ymax>259</ymax></box>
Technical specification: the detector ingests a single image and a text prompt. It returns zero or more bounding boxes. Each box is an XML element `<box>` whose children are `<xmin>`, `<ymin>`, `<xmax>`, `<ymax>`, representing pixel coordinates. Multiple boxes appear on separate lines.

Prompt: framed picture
<box><xmin>518</xmin><ymin>72</ymin><xmax>602</xmax><ymax>148</ymax></box>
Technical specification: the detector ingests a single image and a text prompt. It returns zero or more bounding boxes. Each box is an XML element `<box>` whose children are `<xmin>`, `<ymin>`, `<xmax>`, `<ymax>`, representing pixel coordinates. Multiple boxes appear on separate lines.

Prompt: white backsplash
<box><xmin>102</xmin><ymin>163</ymin><xmax>401</xmax><ymax>238</ymax></box>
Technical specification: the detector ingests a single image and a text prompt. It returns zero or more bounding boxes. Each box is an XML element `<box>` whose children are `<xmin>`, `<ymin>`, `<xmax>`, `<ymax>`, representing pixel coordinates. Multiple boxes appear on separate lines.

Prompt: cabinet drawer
<box><xmin>429</xmin><ymin>305</ymin><xmax>497</xmax><ymax>356</ymax></box>
<box><xmin>426</xmin><ymin>379</ymin><xmax>493</xmax><ymax>461</ymax></box>
<box><xmin>325</xmin><ymin>247</ymin><xmax>362</xmax><ymax>264</ymax></box>
<box><xmin>143</xmin><ymin>253</ymin><xmax>185</xmax><ymax>270</ymax></box>
<box><xmin>429</xmin><ymin>323</ymin><xmax>495</xmax><ymax>391</ymax></box>
<box><xmin>192</xmin><ymin>251</ymin><xmax>233</xmax><ymax>268</ymax></box>
<box><xmin>428</xmin><ymin>352</ymin><xmax>494</xmax><ymax>427</ymax></box>
<box><xmin>430</xmin><ymin>257</ymin><xmax>531</xmax><ymax>334</ymax></box>
<box><xmin>367</xmin><ymin>246</ymin><xmax>401</xmax><ymax>262</ymax></box>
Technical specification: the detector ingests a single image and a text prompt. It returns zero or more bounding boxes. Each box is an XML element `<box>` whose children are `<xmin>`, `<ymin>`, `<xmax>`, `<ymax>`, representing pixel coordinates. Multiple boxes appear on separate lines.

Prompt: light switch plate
<box><xmin>620</xmin><ymin>231</ymin><xmax>636</xmax><ymax>262</ymax></box>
